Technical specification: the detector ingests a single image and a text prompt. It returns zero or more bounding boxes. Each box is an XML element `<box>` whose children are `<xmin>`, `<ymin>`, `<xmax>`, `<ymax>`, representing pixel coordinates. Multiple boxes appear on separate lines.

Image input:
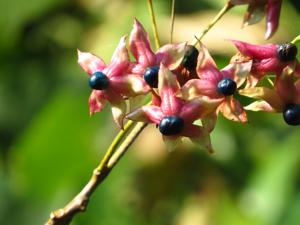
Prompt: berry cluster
<box><xmin>78</xmin><ymin>19</ymin><xmax>300</xmax><ymax>152</ymax></box>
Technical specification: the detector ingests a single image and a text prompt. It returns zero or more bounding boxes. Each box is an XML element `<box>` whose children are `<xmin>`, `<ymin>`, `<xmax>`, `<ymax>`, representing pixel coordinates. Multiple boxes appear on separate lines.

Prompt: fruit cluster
<box><xmin>78</xmin><ymin>19</ymin><xmax>300</xmax><ymax>152</ymax></box>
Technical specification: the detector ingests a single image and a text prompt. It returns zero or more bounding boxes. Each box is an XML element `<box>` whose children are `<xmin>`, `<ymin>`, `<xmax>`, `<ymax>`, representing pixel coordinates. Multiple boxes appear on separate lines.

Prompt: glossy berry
<box><xmin>277</xmin><ymin>43</ymin><xmax>298</xmax><ymax>62</ymax></box>
<box><xmin>217</xmin><ymin>78</ymin><xmax>237</xmax><ymax>96</ymax></box>
<box><xmin>182</xmin><ymin>45</ymin><xmax>199</xmax><ymax>70</ymax></box>
<box><xmin>283</xmin><ymin>104</ymin><xmax>300</xmax><ymax>126</ymax></box>
<box><xmin>89</xmin><ymin>72</ymin><xmax>110</xmax><ymax>90</ymax></box>
<box><xmin>144</xmin><ymin>66</ymin><xmax>159</xmax><ymax>88</ymax></box>
<box><xmin>159</xmin><ymin>116</ymin><xmax>184</xmax><ymax>136</ymax></box>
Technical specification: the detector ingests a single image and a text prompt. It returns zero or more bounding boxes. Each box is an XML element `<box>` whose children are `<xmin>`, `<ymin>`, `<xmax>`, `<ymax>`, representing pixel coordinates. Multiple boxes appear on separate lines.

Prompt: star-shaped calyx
<box><xmin>126</xmin><ymin>64</ymin><xmax>221</xmax><ymax>152</ymax></box>
<box><xmin>128</xmin><ymin>19</ymin><xmax>186</xmax><ymax>88</ymax></box>
<box><xmin>230</xmin><ymin>40</ymin><xmax>299</xmax><ymax>87</ymax></box>
<box><xmin>239</xmin><ymin>66</ymin><xmax>300</xmax><ymax>126</ymax></box>
<box><xmin>228</xmin><ymin>0</ymin><xmax>282</xmax><ymax>39</ymax></box>
<box><xmin>78</xmin><ymin>36</ymin><xmax>150</xmax><ymax>128</ymax></box>
<box><xmin>179</xmin><ymin>43</ymin><xmax>252</xmax><ymax>126</ymax></box>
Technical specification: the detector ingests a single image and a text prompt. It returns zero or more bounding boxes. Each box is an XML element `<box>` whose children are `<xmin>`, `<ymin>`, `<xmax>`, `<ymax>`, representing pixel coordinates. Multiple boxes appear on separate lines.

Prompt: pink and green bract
<box><xmin>229</xmin><ymin>0</ymin><xmax>282</xmax><ymax>39</ymax></box>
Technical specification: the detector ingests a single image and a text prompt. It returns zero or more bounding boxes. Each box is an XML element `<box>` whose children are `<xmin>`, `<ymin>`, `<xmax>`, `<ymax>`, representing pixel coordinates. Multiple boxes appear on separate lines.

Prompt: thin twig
<box><xmin>45</xmin><ymin>122</ymin><xmax>147</xmax><ymax>225</ymax></box>
<box><xmin>96</xmin><ymin>121</ymin><xmax>134</xmax><ymax>171</ymax></box>
<box><xmin>147</xmin><ymin>0</ymin><xmax>161</xmax><ymax>48</ymax></box>
<box><xmin>170</xmin><ymin>0</ymin><xmax>176</xmax><ymax>43</ymax></box>
<box><xmin>108</xmin><ymin>122</ymin><xmax>148</xmax><ymax>168</ymax></box>
<box><xmin>192</xmin><ymin>2</ymin><xmax>233</xmax><ymax>45</ymax></box>
<box><xmin>291</xmin><ymin>35</ymin><xmax>300</xmax><ymax>44</ymax></box>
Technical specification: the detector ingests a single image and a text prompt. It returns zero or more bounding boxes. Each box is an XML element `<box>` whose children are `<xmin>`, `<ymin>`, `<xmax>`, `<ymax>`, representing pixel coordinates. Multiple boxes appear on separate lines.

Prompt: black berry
<box><xmin>89</xmin><ymin>72</ymin><xmax>110</xmax><ymax>90</ymax></box>
<box><xmin>144</xmin><ymin>66</ymin><xmax>159</xmax><ymax>88</ymax></box>
<box><xmin>159</xmin><ymin>116</ymin><xmax>184</xmax><ymax>136</ymax></box>
<box><xmin>283</xmin><ymin>104</ymin><xmax>300</xmax><ymax>126</ymax></box>
<box><xmin>217</xmin><ymin>78</ymin><xmax>237</xmax><ymax>96</ymax></box>
<box><xmin>277</xmin><ymin>43</ymin><xmax>298</xmax><ymax>62</ymax></box>
<box><xmin>182</xmin><ymin>45</ymin><xmax>199</xmax><ymax>70</ymax></box>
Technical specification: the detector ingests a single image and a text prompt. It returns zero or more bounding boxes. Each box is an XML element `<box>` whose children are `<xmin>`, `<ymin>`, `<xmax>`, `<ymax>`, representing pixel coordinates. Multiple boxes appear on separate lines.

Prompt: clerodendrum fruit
<box><xmin>159</xmin><ymin>116</ymin><xmax>184</xmax><ymax>136</ymax></box>
<box><xmin>182</xmin><ymin>45</ymin><xmax>199</xmax><ymax>70</ymax></box>
<box><xmin>89</xmin><ymin>72</ymin><xmax>110</xmax><ymax>90</ymax></box>
<box><xmin>277</xmin><ymin>43</ymin><xmax>298</xmax><ymax>62</ymax></box>
<box><xmin>144</xmin><ymin>66</ymin><xmax>159</xmax><ymax>88</ymax></box>
<box><xmin>283</xmin><ymin>104</ymin><xmax>300</xmax><ymax>126</ymax></box>
<box><xmin>217</xmin><ymin>78</ymin><xmax>237</xmax><ymax>96</ymax></box>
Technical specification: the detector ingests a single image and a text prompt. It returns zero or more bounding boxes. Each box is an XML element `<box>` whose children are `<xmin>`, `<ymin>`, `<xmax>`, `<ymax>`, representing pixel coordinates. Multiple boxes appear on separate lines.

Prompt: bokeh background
<box><xmin>1</xmin><ymin>0</ymin><xmax>300</xmax><ymax>224</ymax></box>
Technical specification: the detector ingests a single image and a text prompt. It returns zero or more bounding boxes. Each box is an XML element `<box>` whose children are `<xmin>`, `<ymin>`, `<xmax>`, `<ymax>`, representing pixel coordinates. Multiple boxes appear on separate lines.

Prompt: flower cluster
<box><xmin>78</xmin><ymin>18</ymin><xmax>299</xmax><ymax>152</ymax></box>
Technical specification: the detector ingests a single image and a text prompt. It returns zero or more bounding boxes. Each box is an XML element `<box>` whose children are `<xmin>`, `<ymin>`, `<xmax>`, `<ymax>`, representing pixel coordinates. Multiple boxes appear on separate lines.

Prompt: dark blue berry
<box><xmin>89</xmin><ymin>72</ymin><xmax>110</xmax><ymax>90</ymax></box>
<box><xmin>144</xmin><ymin>66</ymin><xmax>159</xmax><ymax>88</ymax></box>
<box><xmin>277</xmin><ymin>43</ymin><xmax>298</xmax><ymax>62</ymax></box>
<box><xmin>283</xmin><ymin>104</ymin><xmax>300</xmax><ymax>126</ymax></box>
<box><xmin>217</xmin><ymin>78</ymin><xmax>237</xmax><ymax>96</ymax></box>
<box><xmin>182</xmin><ymin>45</ymin><xmax>199</xmax><ymax>70</ymax></box>
<box><xmin>159</xmin><ymin>116</ymin><xmax>184</xmax><ymax>136</ymax></box>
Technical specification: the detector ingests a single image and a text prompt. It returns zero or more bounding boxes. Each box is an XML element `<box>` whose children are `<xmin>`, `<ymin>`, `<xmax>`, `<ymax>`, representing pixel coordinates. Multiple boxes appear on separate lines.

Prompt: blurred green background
<box><xmin>0</xmin><ymin>0</ymin><xmax>300</xmax><ymax>224</ymax></box>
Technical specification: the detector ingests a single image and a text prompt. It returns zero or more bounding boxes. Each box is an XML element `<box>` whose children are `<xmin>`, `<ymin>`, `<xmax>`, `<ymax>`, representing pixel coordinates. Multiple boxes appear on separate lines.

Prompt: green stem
<box><xmin>96</xmin><ymin>120</ymin><xmax>134</xmax><ymax>172</ymax></box>
<box><xmin>192</xmin><ymin>2</ymin><xmax>233</xmax><ymax>45</ymax></box>
<box><xmin>170</xmin><ymin>0</ymin><xmax>176</xmax><ymax>43</ymax></box>
<box><xmin>291</xmin><ymin>35</ymin><xmax>300</xmax><ymax>44</ymax></box>
<box><xmin>107</xmin><ymin>122</ymin><xmax>148</xmax><ymax>168</ymax></box>
<box><xmin>147</xmin><ymin>0</ymin><xmax>161</xmax><ymax>49</ymax></box>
